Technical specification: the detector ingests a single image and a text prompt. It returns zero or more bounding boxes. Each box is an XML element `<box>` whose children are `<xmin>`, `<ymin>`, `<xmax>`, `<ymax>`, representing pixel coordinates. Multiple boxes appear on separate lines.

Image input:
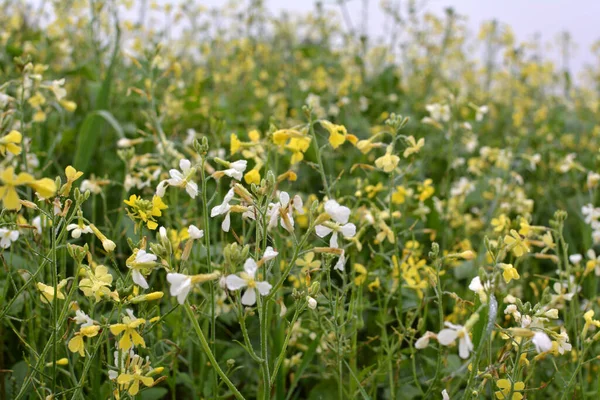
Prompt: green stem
<box><xmin>184</xmin><ymin>302</ymin><xmax>245</xmax><ymax>400</ymax></box>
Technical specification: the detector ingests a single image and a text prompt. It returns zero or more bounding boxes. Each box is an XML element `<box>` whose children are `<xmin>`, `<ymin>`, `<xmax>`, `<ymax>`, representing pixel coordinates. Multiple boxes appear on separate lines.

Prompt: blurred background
<box><xmin>198</xmin><ymin>0</ymin><xmax>599</xmax><ymax>73</ymax></box>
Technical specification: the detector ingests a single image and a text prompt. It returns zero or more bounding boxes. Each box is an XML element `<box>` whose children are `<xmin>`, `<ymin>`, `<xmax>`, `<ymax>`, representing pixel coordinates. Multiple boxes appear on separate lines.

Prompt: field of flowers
<box><xmin>1</xmin><ymin>0</ymin><xmax>600</xmax><ymax>399</ymax></box>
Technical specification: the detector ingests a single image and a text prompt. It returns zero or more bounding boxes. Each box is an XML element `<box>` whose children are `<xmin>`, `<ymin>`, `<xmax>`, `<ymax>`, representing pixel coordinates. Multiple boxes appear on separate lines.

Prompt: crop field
<box><xmin>1</xmin><ymin>0</ymin><xmax>600</xmax><ymax>399</ymax></box>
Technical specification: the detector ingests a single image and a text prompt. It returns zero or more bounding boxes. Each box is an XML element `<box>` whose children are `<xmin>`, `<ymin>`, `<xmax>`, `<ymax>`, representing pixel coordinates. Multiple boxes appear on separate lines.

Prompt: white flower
<box><xmin>188</xmin><ymin>225</ymin><xmax>204</xmax><ymax>240</ymax></box>
<box><xmin>532</xmin><ymin>331</ymin><xmax>552</xmax><ymax>353</ymax></box>
<box><xmin>225</xmin><ymin>258</ymin><xmax>272</xmax><ymax>306</ymax></box>
<box><xmin>437</xmin><ymin>322</ymin><xmax>473</xmax><ymax>359</ymax></box>
<box><xmin>210</xmin><ymin>188</ymin><xmax>235</xmax><ymax>232</ymax></box>
<box><xmin>475</xmin><ymin>105</ymin><xmax>488</xmax><ymax>121</ymax></box>
<box><xmin>0</xmin><ymin>228</ymin><xmax>19</xmax><ymax>249</ymax></box>
<box><xmin>223</xmin><ymin>160</ymin><xmax>247</xmax><ymax>181</ymax></box>
<box><xmin>306</xmin><ymin>296</ymin><xmax>317</xmax><ymax>309</ymax></box>
<box><xmin>80</xmin><ymin>179</ymin><xmax>102</xmax><ymax>194</ymax></box>
<box><xmin>442</xmin><ymin>389</ymin><xmax>450</xmax><ymax>400</ymax></box>
<box><xmin>468</xmin><ymin>276</ymin><xmax>490</xmax><ymax>303</ymax></box>
<box><xmin>415</xmin><ymin>331</ymin><xmax>436</xmax><ymax>349</ymax></box>
<box><xmin>167</xmin><ymin>159</ymin><xmax>198</xmax><ymax>198</ymax></box>
<box><xmin>315</xmin><ymin>200</ymin><xmax>356</xmax><ymax>248</ymax></box>
<box><xmin>67</xmin><ymin>223</ymin><xmax>93</xmax><ymax>239</ymax></box>
<box><xmin>262</xmin><ymin>246</ymin><xmax>278</xmax><ymax>261</ymax></box>
<box><xmin>556</xmin><ymin>329</ymin><xmax>572</xmax><ymax>354</ymax></box>
<box><xmin>167</xmin><ymin>273</ymin><xmax>193</xmax><ymax>305</ymax></box>
<box><xmin>334</xmin><ymin>250</ymin><xmax>346</xmax><ymax>271</ymax></box>
<box><xmin>569</xmin><ymin>253</ymin><xmax>582</xmax><ymax>264</ymax></box>
<box><xmin>267</xmin><ymin>192</ymin><xmax>304</xmax><ymax>232</ymax></box>
<box><xmin>74</xmin><ymin>310</ymin><xmax>94</xmax><ymax>327</ymax></box>
<box><xmin>127</xmin><ymin>250</ymin><xmax>157</xmax><ymax>289</ymax></box>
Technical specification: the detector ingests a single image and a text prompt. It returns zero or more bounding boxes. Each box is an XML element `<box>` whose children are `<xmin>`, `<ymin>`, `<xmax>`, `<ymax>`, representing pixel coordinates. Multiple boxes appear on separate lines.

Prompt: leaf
<box><xmin>73</xmin><ymin>110</ymin><xmax>124</xmax><ymax>172</ymax></box>
<box><xmin>140</xmin><ymin>387</ymin><xmax>168</xmax><ymax>400</ymax></box>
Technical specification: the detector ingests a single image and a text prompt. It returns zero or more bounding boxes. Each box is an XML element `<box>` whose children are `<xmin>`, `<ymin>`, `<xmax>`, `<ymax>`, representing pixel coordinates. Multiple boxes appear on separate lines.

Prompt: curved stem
<box><xmin>184</xmin><ymin>302</ymin><xmax>245</xmax><ymax>400</ymax></box>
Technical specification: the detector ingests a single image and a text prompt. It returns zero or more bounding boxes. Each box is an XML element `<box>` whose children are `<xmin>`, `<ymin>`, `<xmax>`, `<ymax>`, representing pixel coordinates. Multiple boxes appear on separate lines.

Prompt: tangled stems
<box><xmin>184</xmin><ymin>302</ymin><xmax>245</xmax><ymax>400</ymax></box>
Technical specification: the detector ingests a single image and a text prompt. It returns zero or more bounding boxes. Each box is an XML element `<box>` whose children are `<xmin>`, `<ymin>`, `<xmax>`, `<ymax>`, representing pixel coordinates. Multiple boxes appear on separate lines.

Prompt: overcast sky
<box><xmin>203</xmin><ymin>0</ymin><xmax>599</xmax><ymax>73</ymax></box>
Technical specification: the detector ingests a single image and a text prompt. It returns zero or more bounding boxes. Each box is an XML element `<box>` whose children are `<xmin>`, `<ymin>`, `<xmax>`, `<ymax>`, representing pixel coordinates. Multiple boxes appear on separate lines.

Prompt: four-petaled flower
<box><xmin>110</xmin><ymin>309</ymin><xmax>146</xmax><ymax>350</ymax></box>
<box><xmin>437</xmin><ymin>322</ymin><xmax>473</xmax><ymax>359</ymax></box>
<box><xmin>126</xmin><ymin>249</ymin><xmax>158</xmax><ymax>289</ymax></box>
<box><xmin>226</xmin><ymin>250</ymin><xmax>275</xmax><ymax>306</ymax></box>
<box><xmin>315</xmin><ymin>200</ymin><xmax>356</xmax><ymax>248</ymax></box>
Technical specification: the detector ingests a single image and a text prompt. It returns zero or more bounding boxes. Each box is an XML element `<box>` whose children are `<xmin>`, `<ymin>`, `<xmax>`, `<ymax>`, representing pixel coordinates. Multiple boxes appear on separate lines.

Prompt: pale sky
<box><xmin>201</xmin><ymin>0</ymin><xmax>599</xmax><ymax>73</ymax></box>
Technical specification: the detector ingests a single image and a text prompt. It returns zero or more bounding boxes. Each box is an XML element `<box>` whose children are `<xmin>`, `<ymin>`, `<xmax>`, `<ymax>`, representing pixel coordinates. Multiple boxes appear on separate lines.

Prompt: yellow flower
<box><xmin>110</xmin><ymin>310</ymin><xmax>146</xmax><ymax>350</ymax></box>
<box><xmin>37</xmin><ymin>279</ymin><xmax>68</xmax><ymax>303</ymax></box>
<box><xmin>504</xmin><ymin>230</ymin><xmax>529</xmax><ymax>257</ymax></box>
<box><xmin>124</xmin><ymin>195</ymin><xmax>168</xmax><ymax>230</ymax></box>
<box><xmin>354</xmin><ymin>263</ymin><xmax>367</xmax><ymax>286</ymax></box>
<box><xmin>248</xmin><ymin>129</ymin><xmax>261</xmax><ymax>142</ymax></box>
<box><xmin>499</xmin><ymin>263</ymin><xmax>520</xmax><ymax>284</ymax></box>
<box><xmin>296</xmin><ymin>252</ymin><xmax>321</xmax><ymax>270</ymax></box>
<box><xmin>0</xmin><ymin>130</ymin><xmax>22</xmax><ymax>156</ymax></box>
<box><xmin>368</xmin><ymin>277</ymin><xmax>381</xmax><ymax>292</ymax></box>
<box><xmin>0</xmin><ymin>168</ymin><xmax>55</xmax><ymax>209</ymax></box>
<box><xmin>230</xmin><ymin>133</ymin><xmax>242</xmax><ymax>154</ymax></box>
<box><xmin>117</xmin><ymin>368</ymin><xmax>154</xmax><ymax>396</ymax></box>
<box><xmin>491</xmin><ymin>214</ymin><xmax>510</xmax><ymax>233</ymax></box>
<box><xmin>320</xmin><ymin>120</ymin><xmax>349</xmax><ymax>149</ymax></box>
<box><xmin>391</xmin><ymin>186</ymin><xmax>408</xmax><ymax>204</ymax></box>
<box><xmin>60</xmin><ymin>166</ymin><xmax>84</xmax><ymax>196</ymax></box>
<box><xmin>79</xmin><ymin>265</ymin><xmax>114</xmax><ymax>302</ymax></box>
<box><xmin>244</xmin><ymin>169</ymin><xmax>261</xmax><ymax>185</ymax></box>
<box><xmin>494</xmin><ymin>379</ymin><xmax>524</xmax><ymax>400</ymax></box>
<box><xmin>403</xmin><ymin>136</ymin><xmax>424</xmax><ymax>158</ymax></box>
<box><xmin>375</xmin><ymin>146</ymin><xmax>400</xmax><ymax>173</ymax></box>
<box><xmin>0</xmin><ymin>168</ymin><xmax>34</xmax><ymax>210</ymax></box>
<box><xmin>418</xmin><ymin>179</ymin><xmax>435</xmax><ymax>202</ymax></box>
<box><xmin>68</xmin><ymin>325</ymin><xmax>100</xmax><ymax>357</ymax></box>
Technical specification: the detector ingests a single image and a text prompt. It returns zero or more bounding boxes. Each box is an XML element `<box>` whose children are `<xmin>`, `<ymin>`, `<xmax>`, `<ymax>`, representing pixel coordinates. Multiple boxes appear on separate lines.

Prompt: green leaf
<box><xmin>73</xmin><ymin>110</ymin><xmax>124</xmax><ymax>172</ymax></box>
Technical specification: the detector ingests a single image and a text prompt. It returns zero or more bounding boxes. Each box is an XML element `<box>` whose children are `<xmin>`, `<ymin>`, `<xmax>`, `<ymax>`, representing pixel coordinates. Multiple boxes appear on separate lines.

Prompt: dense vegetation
<box><xmin>1</xmin><ymin>0</ymin><xmax>600</xmax><ymax>399</ymax></box>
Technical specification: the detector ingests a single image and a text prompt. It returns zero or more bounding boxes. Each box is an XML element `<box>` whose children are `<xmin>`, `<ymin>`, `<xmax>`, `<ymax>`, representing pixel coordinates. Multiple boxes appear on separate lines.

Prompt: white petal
<box><xmin>188</xmin><ymin>225</ymin><xmax>204</xmax><ymax>240</ymax></box>
<box><xmin>226</xmin><ymin>274</ymin><xmax>247</xmax><ymax>291</ymax></box>
<box><xmin>293</xmin><ymin>195</ymin><xmax>304</xmax><ymax>214</ymax></box>
<box><xmin>339</xmin><ymin>223</ymin><xmax>356</xmax><ymax>238</ymax></box>
<box><xmin>315</xmin><ymin>225</ymin><xmax>332</xmax><ymax>238</ymax></box>
<box><xmin>468</xmin><ymin>277</ymin><xmax>483</xmax><ymax>292</ymax></box>
<box><xmin>329</xmin><ymin>232</ymin><xmax>339</xmax><ymax>248</ymax></box>
<box><xmin>230</xmin><ymin>160</ymin><xmax>247</xmax><ymax>172</ymax></box>
<box><xmin>334</xmin><ymin>252</ymin><xmax>346</xmax><ymax>271</ymax></box>
<box><xmin>241</xmin><ymin>288</ymin><xmax>257</xmax><ymax>306</ymax></box>
<box><xmin>279</xmin><ymin>191</ymin><xmax>290</xmax><ymax>207</ymax></box>
<box><xmin>179</xmin><ymin>159</ymin><xmax>191</xmax><ymax>173</ymax></box>
<box><xmin>186</xmin><ymin>181</ymin><xmax>199</xmax><ymax>198</ymax></box>
<box><xmin>458</xmin><ymin>335</ymin><xmax>472</xmax><ymax>359</ymax></box>
<box><xmin>132</xmin><ymin>270</ymin><xmax>149</xmax><ymax>289</ymax></box>
<box><xmin>167</xmin><ymin>273</ymin><xmax>190</xmax><ymax>296</ymax></box>
<box><xmin>262</xmin><ymin>246</ymin><xmax>278</xmax><ymax>261</ymax></box>
<box><xmin>222</xmin><ymin>212</ymin><xmax>231</xmax><ymax>232</ymax></box>
<box><xmin>168</xmin><ymin>169</ymin><xmax>184</xmax><ymax>184</ymax></box>
<box><xmin>256</xmin><ymin>281</ymin><xmax>272</xmax><ymax>296</ymax></box>
<box><xmin>177</xmin><ymin>286</ymin><xmax>192</xmax><ymax>305</ymax></box>
<box><xmin>244</xmin><ymin>258</ymin><xmax>258</xmax><ymax>278</ymax></box>
<box><xmin>325</xmin><ymin>200</ymin><xmax>350</xmax><ymax>224</ymax></box>
<box><xmin>437</xmin><ymin>329</ymin><xmax>458</xmax><ymax>346</ymax></box>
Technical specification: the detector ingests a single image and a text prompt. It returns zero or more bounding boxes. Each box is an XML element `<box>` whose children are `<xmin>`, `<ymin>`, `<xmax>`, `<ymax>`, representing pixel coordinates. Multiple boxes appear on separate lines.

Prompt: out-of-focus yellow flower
<box><xmin>495</xmin><ymin>379</ymin><xmax>524</xmax><ymax>400</ymax></box>
<box><xmin>403</xmin><ymin>136</ymin><xmax>424</xmax><ymax>158</ymax></box>
<box><xmin>504</xmin><ymin>230</ymin><xmax>529</xmax><ymax>257</ymax></box>
<box><xmin>499</xmin><ymin>263</ymin><xmax>520</xmax><ymax>284</ymax></box>
<box><xmin>354</xmin><ymin>263</ymin><xmax>367</xmax><ymax>285</ymax></box>
<box><xmin>244</xmin><ymin>168</ymin><xmax>261</xmax><ymax>184</ymax></box>
<box><xmin>375</xmin><ymin>145</ymin><xmax>400</xmax><ymax>173</ymax></box>
<box><xmin>37</xmin><ymin>280</ymin><xmax>68</xmax><ymax>303</ymax></box>
<box><xmin>320</xmin><ymin>120</ymin><xmax>356</xmax><ymax>149</ymax></box>
<box><xmin>60</xmin><ymin>165</ymin><xmax>84</xmax><ymax>196</ymax></box>
<box><xmin>68</xmin><ymin>325</ymin><xmax>101</xmax><ymax>357</ymax></box>
<box><xmin>0</xmin><ymin>130</ymin><xmax>22</xmax><ymax>156</ymax></box>
<box><xmin>0</xmin><ymin>167</ymin><xmax>56</xmax><ymax>210</ymax></box>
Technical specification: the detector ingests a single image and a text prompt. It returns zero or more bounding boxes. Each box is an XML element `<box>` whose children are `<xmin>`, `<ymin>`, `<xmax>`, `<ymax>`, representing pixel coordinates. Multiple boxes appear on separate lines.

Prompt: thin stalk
<box><xmin>184</xmin><ymin>302</ymin><xmax>245</xmax><ymax>400</ymax></box>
